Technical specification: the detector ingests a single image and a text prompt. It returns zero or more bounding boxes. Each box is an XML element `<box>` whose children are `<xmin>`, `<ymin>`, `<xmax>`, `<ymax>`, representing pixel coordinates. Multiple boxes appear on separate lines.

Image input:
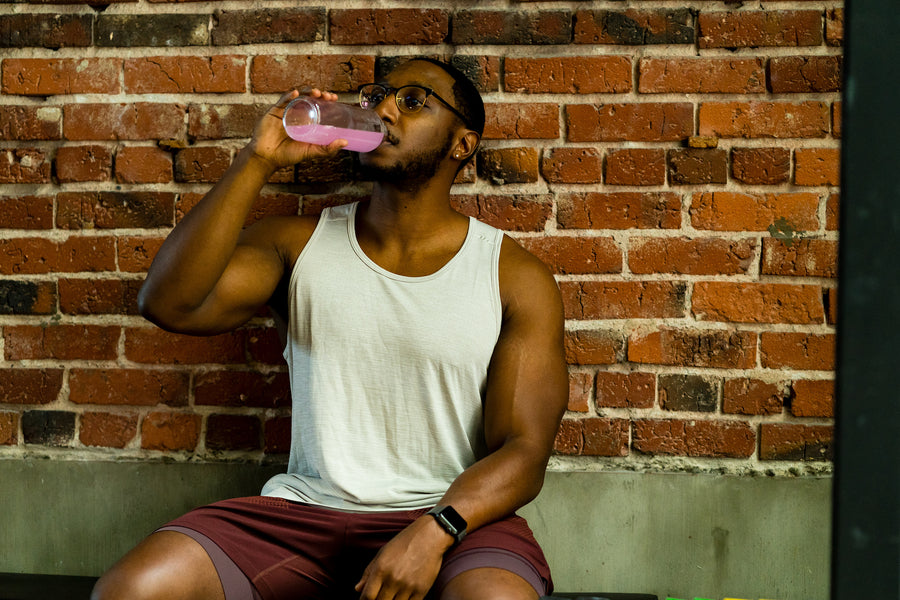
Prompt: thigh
<box><xmin>437</xmin><ymin>567</ymin><xmax>539</xmax><ymax>600</ymax></box>
<box><xmin>92</xmin><ymin>530</ymin><xmax>224</xmax><ymax>600</ymax></box>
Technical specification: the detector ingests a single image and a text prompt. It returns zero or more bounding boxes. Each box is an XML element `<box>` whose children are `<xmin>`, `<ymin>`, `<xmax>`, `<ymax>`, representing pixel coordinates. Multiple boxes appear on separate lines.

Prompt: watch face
<box><xmin>429</xmin><ymin>505</ymin><xmax>468</xmax><ymax>542</ymax></box>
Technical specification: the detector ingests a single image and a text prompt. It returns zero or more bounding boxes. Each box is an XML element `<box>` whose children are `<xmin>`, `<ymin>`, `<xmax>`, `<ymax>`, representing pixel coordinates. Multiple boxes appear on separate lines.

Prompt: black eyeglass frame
<box><xmin>357</xmin><ymin>83</ymin><xmax>471</xmax><ymax>130</ymax></box>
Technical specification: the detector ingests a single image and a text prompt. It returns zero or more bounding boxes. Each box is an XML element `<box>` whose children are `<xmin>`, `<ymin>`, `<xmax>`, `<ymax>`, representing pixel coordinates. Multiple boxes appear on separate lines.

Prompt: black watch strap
<box><xmin>427</xmin><ymin>505</ymin><xmax>468</xmax><ymax>544</ymax></box>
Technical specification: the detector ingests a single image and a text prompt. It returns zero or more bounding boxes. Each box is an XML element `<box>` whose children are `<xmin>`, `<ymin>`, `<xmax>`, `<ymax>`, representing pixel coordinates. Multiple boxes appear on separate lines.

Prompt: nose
<box><xmin>374</xmin><ymin>93</ymin><xmax>399</xmax><ymax>125</ymax></box>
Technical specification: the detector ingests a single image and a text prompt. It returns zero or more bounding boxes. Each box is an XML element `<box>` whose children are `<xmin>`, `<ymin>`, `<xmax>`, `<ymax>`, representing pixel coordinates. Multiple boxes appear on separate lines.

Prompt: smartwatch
<box><xmin>427</xmin><ymin>505</ymin><xmax>468</xmax><ymax>544</ymax></box>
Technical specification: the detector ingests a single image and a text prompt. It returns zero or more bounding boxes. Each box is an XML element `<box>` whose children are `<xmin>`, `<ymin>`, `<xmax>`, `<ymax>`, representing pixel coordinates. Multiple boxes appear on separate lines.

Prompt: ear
<box><xmin>452</xmin><ymin>130</ymin><xmax>481</xmax><ymax>162</ymax></box>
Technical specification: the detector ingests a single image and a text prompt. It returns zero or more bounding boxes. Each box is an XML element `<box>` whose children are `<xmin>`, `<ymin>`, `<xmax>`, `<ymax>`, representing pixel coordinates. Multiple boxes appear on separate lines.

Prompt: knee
<box><xmin>91</xmin><ymin>566</ymin><xmax>163</xmax><ymax>600</ymax></box>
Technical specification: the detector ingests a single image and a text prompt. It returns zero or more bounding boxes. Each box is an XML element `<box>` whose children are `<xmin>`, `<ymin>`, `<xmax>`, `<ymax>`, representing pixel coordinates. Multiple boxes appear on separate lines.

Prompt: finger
<box><xmin>274</xmin><ymin>89</ymin><xmax>300</xmax><ymax>109</ymax></box>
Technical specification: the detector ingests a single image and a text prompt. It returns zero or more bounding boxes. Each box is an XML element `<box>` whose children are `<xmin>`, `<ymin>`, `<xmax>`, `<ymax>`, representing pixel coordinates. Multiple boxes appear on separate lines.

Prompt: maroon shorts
<box><xmin>160</xmin><ymin>496</ymin><xmax>552</xmax><ymax>600</ymax></box>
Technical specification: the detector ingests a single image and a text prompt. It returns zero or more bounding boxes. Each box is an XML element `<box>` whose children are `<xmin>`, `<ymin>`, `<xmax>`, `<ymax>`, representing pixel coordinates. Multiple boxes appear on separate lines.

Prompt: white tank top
<box><xmin>262</xmin><ymin>202</ymin><xmax>504</xmax><ymax>511</ymax></box>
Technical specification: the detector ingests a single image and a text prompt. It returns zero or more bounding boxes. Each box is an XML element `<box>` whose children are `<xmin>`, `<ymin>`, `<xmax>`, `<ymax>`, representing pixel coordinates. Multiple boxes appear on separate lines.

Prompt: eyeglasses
<box><xmin>358</xmin><ymin>83</ymin><xmax>470</xmax><ymax>129</ymax></box>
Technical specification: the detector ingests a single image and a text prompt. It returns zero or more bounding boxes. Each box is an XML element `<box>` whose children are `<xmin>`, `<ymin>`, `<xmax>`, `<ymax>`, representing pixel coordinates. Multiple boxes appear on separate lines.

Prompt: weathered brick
<box><xmin>633</xmin><ymin>419</ymin><xmax>755</xmax><ymax>458</ymax></box>
<box><xmin>174</xmin><ymin>146</ymin><xmax>232</xmax><ymax>183</ymax></box>
<box><xmin>0</xmin><ymin>369</ymin><xmax>63</xmax><ymax>404</ymax></box>
<box><xmin>639</xmin><ymin>58</ymin><xmax>765</xmax><ymax>94</ymax></box>
<box><xmin>330</xmin><ymin>9</ymin><xmax>448</xmax><ymax>45</ymax></box>
<box><xmin>212</xmin><ymin>8</ymin><xmax>326</xmax><ymax>45</ymax></box>
<box><xmin>57</xmin><ymin>192</ymin><xmax>174</xmax><ymax>229</ymax></box>
<box><xmin>595</xmin><ymin>371</ymin><xmax>655</xmax><ymax>409</ymax></box>
<box><xmin>795</xmin><ymin>148</ymin><xmax>840</xmax><ymax>186</ymax></box>
<box><xmin>117</xmin><ymin>236</ymin><xmax>165</xmax><ymax>273</ymax></box>
<box><xmin>199</xmin><ymin>371</ymin><xmax>290</xmax><ymax>409</ymax></box>
<box><xmin>826</xmin><ymin>193</ymin><xmax>840</xmax><ymax>231</ymax></box>
<box><xmin>141</xmin><ymin>412</ymin><xmax>201</xmax><ymax>452</ymax></box>
<box><xmin>731</xmin><ymin>147</ymin><xmax>791</xmax><ymax>185</ymax></box>
<box><xmin>629</xmin><ymin>237</ymin><xmax>755</xmax><ymax>275</ymax></box>
<box><xmin>452</xmin><ymin>194</ymin><xmax>552</xmax><ymax>232</ymax></box>
<box><xmin>826</xmin><ymin>9</ymin><xmax>844</xmax><ymax>46</ymax></box>
<box><xmin>770</xmin><ymin>56</ymin><xmax>842</xmax><ymax>93</ymax></box>
<box><xmin>541</xmin><ymin>148</ymin><xmax>602</xmax><ymax>184</ymax></box>
<box><xmin>206</xmin><ymin>414</ymin><xmax>261</xmax><ymax>451</ymax></box>
<box><xmin>80</xmin><ymin>412</ymin><xmax>138</xmax><ymax>449</ymax></box>
<box><xmin>453</xmin><ymin>10</ymin><xmax>572</xmax><ymax>45</ymax></box>
<box><xmin>2</xmin><ymin>58</ymin><xmax>120</xmax><ymax>96</ymax></box>
<box><xmin>0</xmin><ymin>13</ymin><xmax>92</xmax><ymax>49</ymax></box>
<box><xmin>659</xmin><ymin>374</ymin><xmax>718</xmax><ymax>412</ymax></box>
<box><xmin>760</xmin><ymin>424</ymin><xmax>833</xmax><ymax>461</ymax></box>
<box><xmin>0</xmin><ymin>280</ymin><xmax>55</xmax><ymax>315</ymax></box>
<box><xmin>723</xmin><ymin>378</ymin><xmax>785</xmax><ymax>416</ymax></box>
<box><xmin>115</xmin><ymin>146</ymin><xmax>173</xmax><ymax>183</ymax></box>
<box><xmin>264</xmin><ymin>416</ymin><xmax>292</xmax><ymax>454</ymax></box>
<box><xmin>447</xmin><ymin>55</ymin><xmax>501</xmax><ymax>94</ymax></box>
<box><xmin>22</xmin><ymin>410</ymin><xmax>75</xmax><ymax>447</ymax></box>
<box><xmin>583</xmin><ymin>418</ymin><xmax>629</xmax><ymax>456</ymax></box>
<box><xmin>826</xmin><ymin>287</ymin><xmax>838</xmax><ymax>326</ymax></box>
<box><xmin>4</xmin><ymin>324</ymin><xmax>119</xmax><ymax>361</ymax></box>
<box><xmin>567</xmin><ymin>372</ymin><xmax>593</xmax><ymax>412</ymax></box>
<box><xmin>478</xmin><ymin>147</ymin><xmax>540</xmax><ymax>185</ymax></box>
<box><xmin>567</xmin><ymin>103</ymin><xmax>693</xmax><ymax>142</ymax></box>
<box><xmin>762</xmin><ymin>238</ymin><xmax>838</xmax><ymax>278</ymax></box>
<box><xmin>791</xmin><ymin>379</ymin><xmax>834</xmax><ymax>418</ymax></box>
<box><xmin>70</xmin><ymin>368</ymin><xmax>189</xmax><ymax>407</ymax></box>
<box><xmin>243</xmin><ymin>193</ymin><xmax>301</xmax><ymax>226</ymax></box>
<box><xmin>565</xmin><ymin>329</ymin><xmax>623</xmax><ymax>366</ymax></box>
<box><xmin>832</xmin><ymin>101</ymin><xmax>842</xmax><ymax>138</ymax></box>
<box><xmin>0</xmin><ymin>148</ymin><xmax>51</xmax><ymax>183</ymax></box>
<box><xmin>699</xmin><ymin>102</ymin><xmax>829</xmax><ymax>139</ymax></box>
<box><xmin>760</xmin><ymin>332</ymin><xmax>835</xmax><ymax>370</ymax></box>
<box><xmin>557</xmin><ymin>192</ymin><xmax>681</xmax><ymax>230</ymax></box>
<box><xmin>0</xmin><ymin>236</ymin><xmax>116</xmax><ymax>275</ymax></box>
<box><xmin>575</xmin><ymin>9</ymin><xmax>694</xmax><ymax>45</ymax></box>
<box><xmin>0</xmin><ymin>107</ymin><xmax>61</xmax><ymax>140</ymax></box>
<box><xmin>59</xmin><ymin>278</ymin><xmax>142</xmax><ymax>316</ymax></box>
<box><xmin>247</xmin><ymin>327</ymin><xmax>288</xmax><ymax>366</ymax></box>
<box><xmin>55</xmin><ymin>145</ymin><xmax>113</xmax><ymax>183</ymax></box>
<box><xmin>698</xmin><ymin>11</ymin><xmax>823</xmax><ymax>48</ymax></box>
<box><xmin>295</xmin><ymin>153</ymin><xmax>355</xmax><ymax>184</ymax></box>
<box><xmin>505</xmin><ymin>56</ymin><xmax>632</xmax><ymax>94</ymax></box>
<box><xmin>628</xmin><ymin>327</ymin><xmax>757</xmax><ymax>369</ymax></box>
<box><xmin>125</xmin><ymin>328</ymin><xmax>248</xmax><ymax>365</ymax></box>
<box><xmin>188</xmin><ymin>104</ymin><xmax>269</xmax><ymax>140</ymax></box>
<box><xmin>0</xmin><ymin>195</ymin><xmax>54</xmax><ymax>230</ymax></box>
<box><xmin>667</xmin><ymin>149</ymin><xmax>727</xmax><ymax>185</ymax></box>
<box><xmin>96</xmin><ymin>14</ymin><xmax>209</xmax><ymax>47</ymax></box>
<box><xmin>553</xmin><ymin>419</ymin><xmax>583</xmax><ymax>455</ymax></box>
<box><xmin>0</xmin><ymin>413</ymin><xmax>16</xmax><ymax>446</ymax></box>
<box><xmin>561</xmin><ymin>281</ymin><xmax>686</xmax><ymax>320</ymax></box>
<box><xmin>250</xmin><ymin>55</ymin><xmax>375</xmax><ymax>94</ymax></box>
<box><xmin>606</xmin><ymin>148</ymin><xmax>666</xmax><ymax>186</ymax></box>
<box><xmin>693</xmin><ymin>282</ymin><xmax>825</xmax><ymax>324</ymax></box>
<box><xmin>691</xmin><ymin>192</ymin><xmax>819</xmax><ymax>232</ymax></box>
<box><xmin>483</xmin><ymin>104</ymin><xmax>559</xmax><ymax>140</ymax></box>
<box><xmin>63</xmin><ymin>103</ymin><xmax>187</xmax><ymax>141</ymax></box>
<box><xmin>518</xmin><ymin>236</ymin><xmax>621</xmax><ymax>275</ymax></box>
<box><xmin>125</xmin><ymin>56</ymin><xmax>247</xmax><ymax>94</ymax></box>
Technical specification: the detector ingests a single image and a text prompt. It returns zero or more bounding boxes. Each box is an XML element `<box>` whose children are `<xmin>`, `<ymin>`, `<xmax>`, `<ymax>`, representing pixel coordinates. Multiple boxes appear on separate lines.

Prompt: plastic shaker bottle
<box><xmin>282</xmin><ymin>96</ymin><xmax>386</xmax><ymax>153</ymax></box>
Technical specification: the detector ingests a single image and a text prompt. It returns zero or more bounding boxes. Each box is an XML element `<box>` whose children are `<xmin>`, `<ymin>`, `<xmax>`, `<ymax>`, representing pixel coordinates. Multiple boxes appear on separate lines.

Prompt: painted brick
<box><xmin>63</xmin><ymin>103</ymin><xmax>187</xmax><ymax>141</ymax></box>
<box><xmin>0</xmin><ymin>195</ymin><xmax>54</xmax><ymax>230</ymax></box>
<box><xmin>188</xmin><ymin>104</ymin><xmax>269</xmax><ymax>140</ymax></box>
<box><xmin>693</xmin><ymin>282</ymin><xmax>825</xmax><ymax>324</ymax></box>
<box><xmin>595</xmin><ymin>372</ymin><xmax>655</xmax><ymax>409</ymax></box>
<box><xmin>0</xmin><ymin>13</ymin><xmax>92</xmax><ymax>49</ymax></box>
<box><xmin>691</xmin><ymin>192</ymin><xmax>819</xmax><ymax>232</ymax></box>
<box><xmin>633</xmin><ymin>419</ymin><xmax>755</xmax><ymax>458</ymax></box>
<box><xmin>4</xmin><ymin>325</ymin><xmax>119</xmax><ymax>361</ymax></box>
<box><xmin>59</xmin><ymin>278</ymin><xmax>142</xmax><ymax>316</ymax></box>
<box><xmin>760</xmin><ymin>332</ymin><xmax>835</xmax><ymax>371</ymax></box>
<box><xmin>0</xmin><ymin>107</ymin><xmax>61</xmax><ymax>140</ymax></box>
<box><xmin>55</xmin><ymin>145</ymin><xmax>113</xmax><ymax>183</ymax></box>
<box><xmin>1</xmin><ymin>58</ymin><xmax>120</xmax><ymax>96</ymax></box>
<box><xmin>606</xmin><ymin>148</ymin><xmax>666</xmax><ymax>186</ymax></box>
<box><xmin>250</xmin><ymin>55</ymin><xmax>374</xmax><ymax>94</ymax></box>
<box><xmin>795</xmin><ymin>148</ymin><xmax>840</xmax><ymax>186</ymax></box>
<box><xmin>0</xmin><ymin>148</ymin><xmax>51</xmax><ymax>184</ymax></box>
<box><xmin>518</xmin><ymin>236</ymin><xmax>622</xmax><ymax>275</ymax></box>
<box><xmin>141</xmin><ymin>412</ymin><xmax>201</xmax><ymax>452</ymax></box>
<box><xmin>80</xmin><ymin>412</ymin><xmax>138</xmax><ymax>449</ymax></box>
<box><xmin>115</xmin><ymin>146</ymin><xmax>173</xmax><ymax>183</ymax></box>
<box><xmin>212</xmin><ymin>8</ymin><xmax>326</xmax><ymax>45</ymax></box>
<box><xmin>69</xmin><ymin>368</ymin><xmax>189</xmax><ymax>406</ymax></box>
<box><xmin>483</xmin><ymin>103</ymin><xmax>559</xmax><ymax>140</ymax></box>
<box><xmin>639</xmin><ymin>58</ymin><xmax>765</xmax><ymax>94</ymax></box>
<box><xmin>0</xmin><ymin>280</ymin><xmax>56</xmax><ymax>315</ymax></box>
<box><xmin>0</xmin><ymin>369</ymin><xmax>63</xmax><ymax>405</ymax></box>
<box><xmin>723</xmin><ymin>378</ymin><xmax>785</xmax><ymax>416</ymax></box>
<box><xmin>567</xmin><ymin>103</ymin><xmax>693</xmax><ymax>142</ymax></box>
<box><xmin>125</xmin><ymin>56</ymin><xmax>247</xmax><ymax>94</ymax></box>
<box><xmin>629</xmin><ymin>237</ymin><xmax>755</xmax><ymax>275</ymax></box>
<box><xmin>22</xmin><ymin>411</ymin><xmax>75</xmax><ymax>447</ymax></box>
<box><xmin>117</xmin><ymin>236</ymin><xmax>165</xmax><ymax>273</ymax></box>
<box><xmin>699</xmin><ymin>102</ymin><xmax>829</xmax><ymax>139</ymax></box>
<box><xmin>57</xmin><ymin>192</ymin><xmax>174</xmax><ymax>229</ymax></box>
<box><xmin>762</xmin><ymin>238</ymin><xmax>838</xmax><ymax>278</ymax></box>
<box><xmin>628</xmin><ymin>327</ymin><xmax>757</xmax><ymax>369</ymax></box>
<box><xmin>583</xmin><ymin>418</ymin><xmax>629</xmax><ymax>456</ymax></box>
<box><xmin>564</xmin><ymin>329</ymin><xmax>623</xmax><ymax>366</ymax></box>
<box><xmin>541</xmin><ymin>148</ymin><xmax>603</xmax><ymax>184</ymax></box>
<box><xmin>453</xmin><ymin>10</ymin><xmax>572</xmax><ymax>45</ymax></box>
<box><xmin>698</xmin><ymin>11</ymin><xmax>823</xmax><ymax>48</ymax></box>
<box><xmin>760</xmin><ymin>424</ymin><xmax>833</xmax><ymax>461</ymax></box>
<box><xmin>330</xmin><ymin>9</ymin><xmax>449</xmax><ymax>45</ymax></box>
<box><xmin>561</xmin><ymin>281</ymin><xmax>686</xmax><ymax>320</ymax></box>
<box><xmin>770</xmin><ymin>56</ymin><xmax>842</xmax><ymax>94</ymax></box>
<box><xmin>659</xmin><ymin>374</ymin><xmax>718</xmax><ymax>412</ymax></box>
<box><xmin>567</xmin><ymin>372</ymin><xmax>593</xmax><ymax>412</ymax></box>
<box><xmin>731</xmin><ymin>148</ymin><xmax>791</xmax><ymax>185</ymax></box>
<box><xmin>174</xmin><ymin>147</ymin><xmax>232</xmax><ymax>183</ymax></box>
<box><xmin>791</xmin><ymin>379</ymin><xmax>835</xmax><ymax>418</ymax></box>
<box><xmin>574</xmin><ymin>9</ymin><xmax>694</xmax><ymax>45</ymax></box>
<box><xmin>477</xmin><ymin>147</ymin><xmax>540</xmax><ymax>185</ymax></box>
<box><xmin>505</xmin><ymin>56</ymin><xmax>632</xmax><ymax>94</ymax></box>
<box><xmin>452</xmin><ymin>194</ymin><xmax>552</xmax><ymax>232</ymax></box>
<box><xmin>96</xmin><ymin>14</ymin><xmax>209</xmax><ymax>47</ymax></box>
<box><xmin>124</xmin><ymin>328</ymin><xmax>249</xmax><ymax>365</ymax></box>
<box><xmin>557</xmin><ymin>192</ymin><xmax>681</xmax><ymax>230</ymax></box>
<box><xmin>667</xmin><ymin>149</ymin><xmax>728</xmax><ymax>185</ymax></box>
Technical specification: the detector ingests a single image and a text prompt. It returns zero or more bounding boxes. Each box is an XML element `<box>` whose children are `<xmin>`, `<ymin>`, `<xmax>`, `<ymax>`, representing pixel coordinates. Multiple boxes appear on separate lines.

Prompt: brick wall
<box><xmin>0</xmin><ymin>1</ymin><xmax>841</xmax><ymax>475</ymax></box>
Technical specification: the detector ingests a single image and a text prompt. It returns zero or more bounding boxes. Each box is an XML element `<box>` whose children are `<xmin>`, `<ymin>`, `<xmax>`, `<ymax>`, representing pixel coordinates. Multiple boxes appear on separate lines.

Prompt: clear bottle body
<box><xmin>282</xmin><ymin>97</ymin><xmax>386</xmax><ymax>153</ymax></box>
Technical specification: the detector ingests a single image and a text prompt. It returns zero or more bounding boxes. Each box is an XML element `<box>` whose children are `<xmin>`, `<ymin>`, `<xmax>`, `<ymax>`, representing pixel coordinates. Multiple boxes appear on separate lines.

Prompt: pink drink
<box><xmin>285</xmin><ymin>124</ymin><xmax>385</xmax><ymax>153</ymax></box>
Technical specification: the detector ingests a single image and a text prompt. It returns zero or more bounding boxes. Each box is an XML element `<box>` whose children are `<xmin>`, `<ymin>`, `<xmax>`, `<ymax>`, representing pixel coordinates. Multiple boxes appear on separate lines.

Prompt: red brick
<box><xmin>0</xmin><ymin>195</ymin><xmax>54</xmax><ymax>229</ymax></box>
<box><xmin>667</xmin><ymin>149</ymin><xmax>727</xmax><ymax>185</ymax></box>
<box><xmin>79</xmin><ymin>412</ymin><xmax>138</xmax><ymax>449</ymax></box>
<box><xmin>762</xmin><ymin>238</ymin><xmax>838</xmax><ymax>278</ymax></box>
<box><xmin>553</xmin><ymin>419</ymin><xmax>583</xmax><ymax>455</ymax></box>
<box><xmin>540</xmin><ymin>148</ymin><xmax>602</xmax><ymax>184</ymax></box>
<box><xmin>760</xmin><ymin>424</ymin><xmax>833</xmax><ymax>461</ymax></box>
<box><xmin>595</xmin><ymin>371</ymin><xmax>655</xmax><ymax>409</ymax></box>
<box><xmin>453</xmin><ymin>10</ymin><xmax>572</xmax><ymax>45</ymax></box>
<box><xmin>561</xmin><ymin>281</ymin><xmax>685</xmax><ymax>320</ymax></box>
<box><xmin>505</xmin><ymin>56</ymin><xmax>631</xmax><ymax>94</ymax></box>
<box><xmin>826</xmin><ymin>9</ymin><xmax>844</xmax><ymax>46</ymax></box>
<box><xmin>0</xmin><ymin>236</ymin><xmax>114</xmax><ymax>275</ymax></box>
<box><xmin>69</xmin><ymin>368</ymin><xmax>188</xmax><ymax>406</ymax></box>
<box><xmin>117</xmin><ymin>236</ymin><xmax>165</xmax><ymax>273</ymax></box>
<box><xmin>791</xmin><ymin>379</ymin><xmax>834</xmax><ymax>418</ymax></box>
<box><xmin>723</xmin><ymin>378</ymin><xmax>785</xmax><ymax>416</ymax></box>
<box><xmin>0</xmin><ymin>106</ymin><xmax>61</xmax><ymax>140</ymax></box>
<box><xmin>264</xmin><ymin>416</ymin><xmax>291</xmax><ymax>454</ymax></box>
<box><xmin>583</xmin><ymin>418</ymin><xmax>629</xmax><ymax>456</ymax></box>
<box><xmin>4</xmin><ymin>325</ymin><xmax>119</xmax><ymax>361</ymax></box>
<box><xmin>446</xmin><ymin>56</ymin><xmax>501</xmax><ymax>94</ymax></box>
<box><xmin>0</xmin><ymin>13</ymin><xmax>92</xmax><ymax>49</ymax></box>
<box><xmin>245</xmin><ymin>193</ymin><xmax>302</xmax><ymax>226</ymax></box>
<box><xmin>57</xmin><ymin>192</ymin><xmax>174</xmax><ymax>229</ymax></box>
<box><xmin>770</xmin><ymin>56</ymin><xmax>842</xmax><ymax>93</ymax></box>
<box><xmin>832</xmin><ymin>102</ymin><xmax>842</xmax><ymax>138</ymax></box>
<box><xmin>477</xmin><ymin>147</ymin><xmax>539</xmax><ymax>184</ymax></box>
<box><xmin>451</xmin><ymin>194</ymin><xmax>552</xmax><ymax>232</ymax></box>
<box><xmin>55</xmin><ymin>145</ymin><xmax>113</xmax><ymax>182</ymax></box>
<box><xmin>174</xmin><ymin>146</ymin><xmax>232</xmax><ymax>183</ymax></box>
<box><xmin>826</xmin><ymin>287</ymin><xmax>838</xmax><ymax>325</ymax></box>
<box><xmin>693</xmin><ymin>282</ymin><xmax>825</xmax><ymax>324</ymax></box>
<box><xmin>64</xmin><ymin>103</ymin><xmax>187</xmax><ymax>141</ymax></box>
<box><xmin>125</xmin><ymin>327</ymin><xmax>249</xmax><ymax>365</ymax></box>
<box><xmin>699</xmin><ymin>102</ymin><xmax>829</xmax><ymax>139</ymax></box>
<box><xmin>188</xmin><ymin>104</ymin><xmax>268</xmax><ymax>140</ymax></box>
<box><xmin>250</xmin><ymin>55</ymin><xmax>374</xmax><ymax>94</ymax></box>
<box><xmin>605</xmin><ymin>148</ymin><xmax>666</xmax><ymax>186</ymax></box>
<box><xmin>565</xmin><ymin>329</ymin><xmax>623</xmax><ymax>365</ymax></box>
<box><xmin>691</xmin><ymin>192</ymin><xmax>819</xmax><ymax>231</ymax></box>
<box><xmin>731</xmin><ymin>148</ymin><xmax>791</xmax><ymax>184</ymax></box>
<box><xmin>0</xmin><ymin>412</ymin><xmax>17</xmax><ymax>446</ymax></box>
<box><xmin>557</xmin><ymin>192</ymin><xmax>681</xmax><ymax>230</ymax></box>
<box><xmin>115</xmin><ymin>145</ymin><xmax>173</xmax><ymax>183</ymax></box>
<box><xmin>212</xmin><ymin>8</ymin><xmax>326</xmax><ymax>45</ymax></box>
<box><xmin>330</xmin><ymin>9</ymin><xmax>448</xmax><ymax>45</ymax></box>
<box><xmin>141</xmin><ymin>412</ymin><xmax>201</xmax><ymax>452</ymax></box>
<box><xmin>760</xmin><ymin>332</ymin><xmax>835</xmax><ymax>370</ymax></box>
<box><xmin>629</xmin><ymin>237</ymin><xmax>755</xmax><ymax>275</ymax></box>
<box><xmin>659</xmin><ymin>374</ymin><xmax>718</xmax><ymax>412</ymax></box>
<box><xmin>574</xmin><ymin>9</ymin><xmax>694</xmax><ymax>45</ymax></box>
<box><xmin>206</xmin><ymin>414</ymin><xmax>261</xmax><ymax>451</ymax></box>
<box><xmin>1</xmin><ymin>58</ymin><xmax>120</xmax><ymax>96</ymax></box>
<box><xmin>483</xmin><ymin>104</ymin><xmax>559</xmax><ymax>140</ymax></box>
<box><xmin>59</xmin><ymin>278</ymin><xmax>142</xmax><ymax>315</ymax></box>
<box><xmin>698</xmin><ymin>11</ymin><xmax>823</xmax><ymax>48</ymax></box>
<box><xmin>633</xmin><ymin>419</ymin><xmax>755</xmax><ymax>458</ymax></box>
<box><xmin>567</xmin><ymin>372</ymin><xmax>593</xmax><ymax>412</ymax></box>
<box><xmin>628</xmin><ymin>327</ymin><xmax>757</xmax><ymax>369</ymax></box>
<box><xmin>0</xmin><ymin>280</ymin><xmax>55</xmax><ymax>315</ymax></box>
<box><xmin>826</xmin><ymin>193</ymin><xmax>840</xmax><ymax>231</ymax></box>
<box><xmin>125</xmin><ymin>56</ymin><xmax>247</xmax><ymax>94</ymax></box>
<box><xmin>639</xmin><ymin>58</ymin><xmax>765</xmax><ymax>94</ymax></box>
<box><xmin>246</xmin><ymin>327</ymin><xmax>287</xmax><ymax>366</ymax></box>
<box><xmin>0</xmin><ymin>369</ymin><xmax>63</xmax><ymax>404</ymax></box>
<box><xmin>519</xmin><ymin>236</ymin><xmax>622</xmax><ymax>275</ymax></box>
<box><xmin>294</xmin><ymin>153</ymin><xmax>354</xmax><ymax>185</ymax></box>
<box><xmin>60</xmin><ymin>236</ymin><xmax>118</xmax><ymax>272</ymax></box>
<box><xmin>0</xmin><ymin>148</ymin><xmax>51</xmax><ymax>183</ymax></box>
<box><xmin>795</xmin><ymin>148</ymin><xmax>840</xmax><ymax>186</ymax></box>
<box><xmin>567</xmin><ymin>103</ymin><xmax>693</xmax><ymax>142</ymax></box>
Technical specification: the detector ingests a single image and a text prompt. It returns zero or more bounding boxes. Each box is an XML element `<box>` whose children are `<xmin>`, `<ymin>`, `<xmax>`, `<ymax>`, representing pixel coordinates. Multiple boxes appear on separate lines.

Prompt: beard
<box><xmin>356</xmin><ymin>128</ymin><xmax>455</xmax><ymax>187</ymax></box>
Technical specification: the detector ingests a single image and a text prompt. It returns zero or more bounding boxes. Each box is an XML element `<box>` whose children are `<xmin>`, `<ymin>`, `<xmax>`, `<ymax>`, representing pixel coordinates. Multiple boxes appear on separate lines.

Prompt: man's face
<box><xmin>356</xmin><ymin>61</ymin><xmax>465</xmax><ymax>184</ymax></box>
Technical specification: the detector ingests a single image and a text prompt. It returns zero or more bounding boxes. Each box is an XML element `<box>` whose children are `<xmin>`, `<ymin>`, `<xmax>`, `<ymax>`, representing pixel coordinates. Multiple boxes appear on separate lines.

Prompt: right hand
<box><xmin>246</xmin><ymin>89</ymin><xmax>348</xmax><ymax>171</ymax></box>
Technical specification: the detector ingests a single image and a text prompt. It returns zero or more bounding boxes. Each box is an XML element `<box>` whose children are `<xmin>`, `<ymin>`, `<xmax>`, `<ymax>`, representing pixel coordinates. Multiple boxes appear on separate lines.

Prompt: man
<box><xmin>93</xmin><ymin>58</ymin><xmax>567</xmax><ymax>600</ymax></box>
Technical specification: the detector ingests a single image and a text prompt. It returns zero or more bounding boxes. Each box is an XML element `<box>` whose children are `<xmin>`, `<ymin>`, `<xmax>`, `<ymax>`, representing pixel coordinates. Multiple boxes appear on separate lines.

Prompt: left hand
<box><xmin>355</xmin><ymin>515</ymin><xmax>454</xmax><ymax>600</ymax></box>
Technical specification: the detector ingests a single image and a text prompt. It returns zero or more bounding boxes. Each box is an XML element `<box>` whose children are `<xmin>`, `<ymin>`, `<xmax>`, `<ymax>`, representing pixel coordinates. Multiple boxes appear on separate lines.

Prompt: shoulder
<box><xmin>497</xmin><ymin>234</ymin><xmax>563</xmax><ymax>322</ymax></box>
<box><xmin>239</xmin><ymin>213</ymin><xmax>321</xmax><ymax>268</ymax></box>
